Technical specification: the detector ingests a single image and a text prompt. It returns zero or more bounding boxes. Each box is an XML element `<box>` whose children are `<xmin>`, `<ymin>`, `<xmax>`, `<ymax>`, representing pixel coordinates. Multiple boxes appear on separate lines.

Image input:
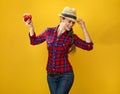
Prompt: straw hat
<box><xmin>59</xmin><ymin>6</ymin><xmax>77</xmax><ymax>22</ymax></box>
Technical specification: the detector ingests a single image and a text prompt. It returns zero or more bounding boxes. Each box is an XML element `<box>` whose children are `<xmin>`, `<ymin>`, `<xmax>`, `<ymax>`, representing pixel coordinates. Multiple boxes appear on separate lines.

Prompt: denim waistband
<box><xmin>47</xmin><ymin>71</ymin><xmax>73</xmax><ymax>77</ymax></box>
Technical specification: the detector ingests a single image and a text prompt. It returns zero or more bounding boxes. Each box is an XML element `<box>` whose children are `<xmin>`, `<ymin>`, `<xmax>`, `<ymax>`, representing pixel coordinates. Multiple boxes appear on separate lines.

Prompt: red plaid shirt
<box><xmin>29</xmin><ymin>26</ymin><xmax>93</xmax><ymax>73</ymax></box>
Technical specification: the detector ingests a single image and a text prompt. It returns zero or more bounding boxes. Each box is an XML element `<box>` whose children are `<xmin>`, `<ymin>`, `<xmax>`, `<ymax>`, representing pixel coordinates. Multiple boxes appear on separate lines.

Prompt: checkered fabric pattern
<box><xmin>29</xmin><ymin>26</ymin><xmax>93</xmax><ymax>73</ymax></box>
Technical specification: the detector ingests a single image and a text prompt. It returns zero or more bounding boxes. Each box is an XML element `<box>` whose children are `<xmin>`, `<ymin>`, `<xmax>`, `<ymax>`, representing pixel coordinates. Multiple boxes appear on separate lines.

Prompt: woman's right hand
<box><xmin>25</xmin><ymin>20</ymin><xmax>33</xmax><ymax>28</ymax></box>
<box><xmin>23</xmin><ymin>13</ymin><xmax>33</xmax><ymax>28</ymax></box>
<box><xmin>23</xmin><ymin>13</ymin><xmax>34</xmax><ymax>36</ymax></box>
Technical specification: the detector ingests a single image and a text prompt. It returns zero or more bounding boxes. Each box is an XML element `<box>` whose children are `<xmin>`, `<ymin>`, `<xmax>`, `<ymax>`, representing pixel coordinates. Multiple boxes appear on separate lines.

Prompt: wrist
<box><xmin>29</xmin><ymin>25</ymin><xmax>34</xmax><ymax>30</ymax></box>
<box><xmin>81</xmin><ymin>25</ymin><xmax>86</xmax><ymax>30</ymax></box>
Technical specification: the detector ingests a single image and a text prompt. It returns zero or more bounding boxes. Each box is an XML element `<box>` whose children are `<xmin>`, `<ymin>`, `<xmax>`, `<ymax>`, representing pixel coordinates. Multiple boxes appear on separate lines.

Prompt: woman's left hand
<box><xmin>77</xmin><ymin>18</ymin><xmax>86</xmax><ymax>29</ymax></box>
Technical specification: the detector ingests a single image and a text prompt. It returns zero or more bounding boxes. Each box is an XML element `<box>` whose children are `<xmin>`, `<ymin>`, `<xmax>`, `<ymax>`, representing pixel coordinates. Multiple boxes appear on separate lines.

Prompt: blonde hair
<box><xmin>68</xmin><ymin>29</ymin><xmax>76</xmax><ymax>53</ymax></box>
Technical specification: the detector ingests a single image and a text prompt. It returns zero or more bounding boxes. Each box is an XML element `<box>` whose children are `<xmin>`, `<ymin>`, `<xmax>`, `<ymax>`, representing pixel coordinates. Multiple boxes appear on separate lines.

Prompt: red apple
<box><xmin>23</xmin><ymin>14</ymin><xmax>32</xmax><ymax>22</ymax></box>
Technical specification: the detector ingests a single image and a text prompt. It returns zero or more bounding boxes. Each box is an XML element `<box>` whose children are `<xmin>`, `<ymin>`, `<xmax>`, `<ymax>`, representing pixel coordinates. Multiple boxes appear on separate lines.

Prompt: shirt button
<box><xmin>52</xmin><ymin>68</ymin><xmax>55</xmax><ymax>71</ymax></box>
<box><xmin>56</xmin><ymin>38</ymin><xmax>59</xmax><ymax>41</ymax></box>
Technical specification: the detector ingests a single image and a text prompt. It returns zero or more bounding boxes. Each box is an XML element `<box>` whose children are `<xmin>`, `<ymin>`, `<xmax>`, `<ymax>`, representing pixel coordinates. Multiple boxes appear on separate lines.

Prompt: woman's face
<box><xmin>61</xmin><ymin>18</ymin><xmax>75</xmax><ymax>31</ymax></box>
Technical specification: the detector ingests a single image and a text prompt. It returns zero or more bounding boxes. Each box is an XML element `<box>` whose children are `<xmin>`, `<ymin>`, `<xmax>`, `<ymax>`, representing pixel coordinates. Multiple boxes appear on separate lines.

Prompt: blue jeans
<box><xmin>47</xmin><ymin>72</ymin><xmax>74</xmax><ymax>94</ymax></box>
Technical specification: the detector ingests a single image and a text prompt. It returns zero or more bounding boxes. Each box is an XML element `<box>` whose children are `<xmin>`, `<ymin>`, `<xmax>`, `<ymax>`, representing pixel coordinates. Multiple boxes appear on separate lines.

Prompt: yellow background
<box><xmin>0</xmin><ymin>0</ymin><xmax>120</xmax><ymax>94</ymax></box>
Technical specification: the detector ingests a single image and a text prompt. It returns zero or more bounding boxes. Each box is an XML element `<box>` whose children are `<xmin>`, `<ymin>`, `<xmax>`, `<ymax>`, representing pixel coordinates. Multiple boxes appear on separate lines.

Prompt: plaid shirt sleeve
<box><xmin>74</xmin><ymin>34</ymin><xmax>93</xmax><ymax>51</ymax></box>
<box><xmin>29</xmin><ymin>29</ymin><xmax>48</xmax><ymax>45</ymax></box>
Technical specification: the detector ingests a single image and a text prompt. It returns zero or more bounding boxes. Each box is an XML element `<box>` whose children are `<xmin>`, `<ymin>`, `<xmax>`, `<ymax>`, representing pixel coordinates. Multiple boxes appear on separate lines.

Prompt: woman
<box><xmin>24</xmin><ymin>6</ymin><xmax>93</xmax><ymax>94</ymax></box>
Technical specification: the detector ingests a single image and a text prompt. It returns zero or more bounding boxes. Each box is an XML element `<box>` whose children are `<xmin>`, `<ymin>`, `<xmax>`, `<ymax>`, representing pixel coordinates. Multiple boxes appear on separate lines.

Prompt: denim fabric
<box><xmin>47</xmin><ymin>72</ymin><xmax>74</xmax><ymax>94</ymax></box>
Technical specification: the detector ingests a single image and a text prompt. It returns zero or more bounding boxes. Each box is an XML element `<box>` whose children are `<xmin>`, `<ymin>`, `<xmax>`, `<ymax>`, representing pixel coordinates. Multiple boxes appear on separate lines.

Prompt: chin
<box><xmin>66</xmin><ymin>28</ymin><xmax>71</xmax><ymax>31</ymax></box>
<box><xmin>67</xmin><ymin>28</ymin><xmax>72</xmax><ymax>31</ymax></box>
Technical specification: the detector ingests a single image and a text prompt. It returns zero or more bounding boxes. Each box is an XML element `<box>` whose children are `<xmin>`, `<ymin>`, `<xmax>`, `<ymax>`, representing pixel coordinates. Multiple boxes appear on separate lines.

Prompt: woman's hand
<box><xmin>23</xmin><ymin>13</ymin><xmax>34</xmax><ymax>36</ymax></box>
<box><xmin>76</xmin><ymin>18</ymin><xmax>86</xmax><ymax>29</ymax></box>
<box><xmin>23</xmin><ymin>13</ymin><xmax>33</xmax><ymax>28</ymax></box>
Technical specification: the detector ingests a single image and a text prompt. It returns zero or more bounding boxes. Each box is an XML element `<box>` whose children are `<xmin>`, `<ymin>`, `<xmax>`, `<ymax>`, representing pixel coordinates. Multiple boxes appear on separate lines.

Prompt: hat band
<box><xmin>62</xmin><ymin>13</ymin><xmax>76</xmax><ymax>20</ymax></box>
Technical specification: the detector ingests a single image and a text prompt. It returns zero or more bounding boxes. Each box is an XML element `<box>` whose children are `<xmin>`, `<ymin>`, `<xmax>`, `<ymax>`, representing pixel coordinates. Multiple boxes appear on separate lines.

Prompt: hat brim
<box><xmin>59</xmin><ymin>14</ymin><xmax>76</xmax><ymax>22</ymax></box>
